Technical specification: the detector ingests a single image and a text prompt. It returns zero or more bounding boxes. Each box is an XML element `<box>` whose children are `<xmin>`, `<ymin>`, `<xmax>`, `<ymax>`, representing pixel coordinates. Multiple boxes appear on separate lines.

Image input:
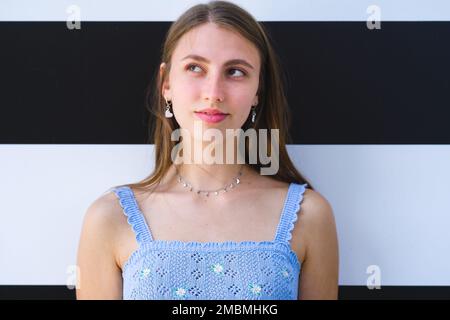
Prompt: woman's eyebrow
<box><xmin>181</xmin><ymin>54</ymin><xmax>254</xmax><ymax>70</ymax></box>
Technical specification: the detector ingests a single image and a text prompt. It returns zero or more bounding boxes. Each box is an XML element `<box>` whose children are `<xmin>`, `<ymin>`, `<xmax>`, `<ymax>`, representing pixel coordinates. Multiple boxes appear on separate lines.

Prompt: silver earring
<box><xmin>164</xmin><ymin>97</ymin><xmax>173</xmax><ymax>118</ymax></box>
<box><xmin>251</xmin><ymin>106</ymin><xmax>256</xmax><ymax>123</ymax></box>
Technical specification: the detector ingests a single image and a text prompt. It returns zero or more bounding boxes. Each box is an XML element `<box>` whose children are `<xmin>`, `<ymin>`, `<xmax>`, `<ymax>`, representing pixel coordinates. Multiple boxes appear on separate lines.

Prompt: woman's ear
<box><xmin>159</xmin><ymin>62</ymin><xmax>167</xmax><ymax>77</ymax></box>
<box><xmin>160</xmin><ymin>62</ymin><xmax>170</xmax><ymax>98</ymax></box>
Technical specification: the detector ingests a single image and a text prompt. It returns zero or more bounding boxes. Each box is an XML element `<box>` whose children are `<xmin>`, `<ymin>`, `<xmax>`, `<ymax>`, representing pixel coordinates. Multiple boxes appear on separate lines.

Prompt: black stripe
<box><xmin>338</xmin><ymin>285</ymin><xmax>450</xmax><ymax>300</ymax></box>
<box><xmin>0</xmin><ymin>22</ymin><xmax>449</xmax><ymax>144</ymax></box>
<box><xmin>0</xmin><ymin>285</ymin><xmax>449</xmax><ymax>300</ymax></box>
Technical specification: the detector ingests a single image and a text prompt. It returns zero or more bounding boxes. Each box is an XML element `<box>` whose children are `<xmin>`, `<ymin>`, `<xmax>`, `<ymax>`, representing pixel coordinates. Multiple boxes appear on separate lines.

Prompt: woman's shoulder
<box><xmin>88</xmin><ymin>189</ymin><xmax>124</xmax><ymax>217</ymax></box>
<box><xmin>259</xmin><ymin>178</ymin><xmax>331</xmax><ymax>220</ymax></box>
<box><xmin>77</xmin><ymin>191</ymin><xmax>126</xmax><ymax>298</ymax></box>
<box><xmin>293</xmin><ymin>186</ymin><xmax>336</xmax><ymax>248</ymax></box>
<box><xmin>300</xmin><ymin>188</ymin><xmax>333</xmax><ymax>220</ymax></box>
<box><xmin>81</xmin><ymin>190</ymin><xmax>129</xmax><ymax>241</ymax></box>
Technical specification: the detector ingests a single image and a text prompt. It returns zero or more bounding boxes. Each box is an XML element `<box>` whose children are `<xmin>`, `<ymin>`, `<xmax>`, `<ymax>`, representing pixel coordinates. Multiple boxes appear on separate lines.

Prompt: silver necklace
<box><xmin>175</xmin><ymin>165</ymin><xmax>244</xmax><ymax>197</ymax></box>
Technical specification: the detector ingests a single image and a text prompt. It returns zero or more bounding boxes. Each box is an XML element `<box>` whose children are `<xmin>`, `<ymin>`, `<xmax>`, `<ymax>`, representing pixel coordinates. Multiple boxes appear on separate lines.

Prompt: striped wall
<box><xmin>1</xmin><ymin>0</ymin><xmax>450</xmax><ymax>299</ymax></box>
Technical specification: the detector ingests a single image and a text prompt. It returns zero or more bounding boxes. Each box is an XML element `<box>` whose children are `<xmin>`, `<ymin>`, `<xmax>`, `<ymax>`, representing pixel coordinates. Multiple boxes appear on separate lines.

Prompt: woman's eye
<box><xmin>228</xmin><ymin>68</ymin><xmax>246</xmax><ymax>77</ymax></box>
<box><xmin>187</xmin><ymin>64</ymin><xmax>203</xmax><ymax>73</ymax></box>
<box><xmin>186</xmin><ymin>64</ymin><xmax>246</xmax><ymax>78</ymax></box>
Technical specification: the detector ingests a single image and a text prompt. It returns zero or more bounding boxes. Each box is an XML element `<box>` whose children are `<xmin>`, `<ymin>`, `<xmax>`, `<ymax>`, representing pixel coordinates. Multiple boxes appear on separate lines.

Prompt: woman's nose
<box><xmin>203</xmin><ymin>72</ymin><xmax>225</xmax><ymax>103</ymax></box>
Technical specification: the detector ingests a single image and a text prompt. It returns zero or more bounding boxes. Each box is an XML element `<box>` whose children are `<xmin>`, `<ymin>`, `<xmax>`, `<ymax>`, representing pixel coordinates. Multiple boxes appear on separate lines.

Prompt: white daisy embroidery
<box><xmin>249</xmin><ymin>284</ymin><xmax>262</xmax><ymax>295</ymax></box>
<box><xmin>175</xmin><ymin>287</ymin><xmax>187</xmax><ymax>297</ymax></box>
<box><xmin>140</xmin><ymin>268</ymin><xmax>151</xmax><ymax>278</ymax></box>
<box><xmin>211</xmin><ymin>263</ymin><xmax>224</xmax><ymax>274</ymax></box>
<box><xmin>281</xmin><ymin>270</ymin><xmax>290</xmax><ymax>278</ymax></box>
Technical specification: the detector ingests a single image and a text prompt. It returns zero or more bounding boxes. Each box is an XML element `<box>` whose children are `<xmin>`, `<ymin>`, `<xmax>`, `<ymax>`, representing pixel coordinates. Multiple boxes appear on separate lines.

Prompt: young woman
<box><xmin>76</xmin><ymin>1</ymin><xmax>339</xmax><ymax>300</ymax></box>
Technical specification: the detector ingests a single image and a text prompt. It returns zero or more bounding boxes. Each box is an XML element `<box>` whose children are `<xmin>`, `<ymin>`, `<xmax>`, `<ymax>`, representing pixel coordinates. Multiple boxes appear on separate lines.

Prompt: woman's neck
<box><xmin>174</xmin><ymin>163</ymin><xmax>245</xmax><ymax>192</ymax></box>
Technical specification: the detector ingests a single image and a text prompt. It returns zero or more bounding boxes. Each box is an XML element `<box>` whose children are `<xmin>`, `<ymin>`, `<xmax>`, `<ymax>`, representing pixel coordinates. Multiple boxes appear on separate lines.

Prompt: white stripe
<box><xmin>1</xmin><ymin>0</ymin><xmax>450</xmax><ymax>21</ymax></box>
<box><xmin>1</xmin><ymin>144</ymin><xmax>450</xmax><ymax>285</ymax></box>
<box><xmin>292</xmin><ymin>144</ymin><xmax>450</xmax><ymax>285</ymax></box>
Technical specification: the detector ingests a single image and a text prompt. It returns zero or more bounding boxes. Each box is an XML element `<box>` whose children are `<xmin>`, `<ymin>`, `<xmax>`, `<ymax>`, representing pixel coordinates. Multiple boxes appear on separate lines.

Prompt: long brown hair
<box><xmin>114</xmin><ymin>0</ymin><xmax>314</xmax><ymax>192</ymax></box>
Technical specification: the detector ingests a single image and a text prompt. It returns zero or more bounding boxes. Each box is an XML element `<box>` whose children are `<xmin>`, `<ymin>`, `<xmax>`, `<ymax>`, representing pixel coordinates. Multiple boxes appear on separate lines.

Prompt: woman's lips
<box><xmin>194</xmin><ymin>112</ymin><xmax>228</xmax><ymax>123</ymax></box>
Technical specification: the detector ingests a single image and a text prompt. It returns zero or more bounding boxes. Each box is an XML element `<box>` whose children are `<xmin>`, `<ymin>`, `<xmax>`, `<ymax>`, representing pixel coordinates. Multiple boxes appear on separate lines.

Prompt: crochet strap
<box><xmin>112</xmin><ymin>186</ymin><xmax>153</xmax><ymax>246</ymax></box>
<box><xmin>274</xmin><ymin>183</ymin><xmax>308</xmax><ymax>244</ymax></box>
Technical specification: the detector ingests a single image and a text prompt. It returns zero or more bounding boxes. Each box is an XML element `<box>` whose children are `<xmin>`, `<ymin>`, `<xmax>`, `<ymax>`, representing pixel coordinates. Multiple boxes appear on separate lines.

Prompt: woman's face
<box><xmin>161</xmin><ymin>22</ymin><xmax>260</xmax><ymax>138</ymax></box>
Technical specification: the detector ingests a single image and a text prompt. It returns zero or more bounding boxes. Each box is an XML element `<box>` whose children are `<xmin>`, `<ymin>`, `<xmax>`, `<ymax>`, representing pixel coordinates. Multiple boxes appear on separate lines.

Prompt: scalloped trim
<box><xmin>114</xmin><ymin>183</ymin><xmax>308</xmax><ymax>275</ymax></box>
<box><xmin>285</xmin><ymin>183</ymin><xmax>308</xmax><ymax>243</ymax></box>
<box><xmin>122</xmin><ymin>240</ymin><xmax>302</xmax><ymax>275</ymax></box>
<box><xmin>113</xmin><ymin>187</ymin><xmax>153</xmax><ymax>245</ymax></box>
<box><xmin>273</xmin><ymin>183</ymin><xmax>308</xmax><ymax>244</ymax></box>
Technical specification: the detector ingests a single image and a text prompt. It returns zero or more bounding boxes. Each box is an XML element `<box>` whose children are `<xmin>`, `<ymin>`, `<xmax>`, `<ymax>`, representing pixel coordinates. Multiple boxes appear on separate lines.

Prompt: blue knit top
<box><xmin>111</xmin><ymin>182</ymin><xmax>308</xmax><ymax>300</ymax></box>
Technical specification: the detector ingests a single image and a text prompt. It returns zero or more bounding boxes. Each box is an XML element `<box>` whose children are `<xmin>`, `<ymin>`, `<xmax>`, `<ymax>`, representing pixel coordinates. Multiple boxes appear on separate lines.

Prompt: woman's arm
<box><xmin>76</xmin><ymin>195</ymin><xmax>123</xmax><ymax>299</ymax></box>
<box><xmin>297</xmin><ymin>189</ymin><xmax>339</xmax><ymax>300</ymax></box>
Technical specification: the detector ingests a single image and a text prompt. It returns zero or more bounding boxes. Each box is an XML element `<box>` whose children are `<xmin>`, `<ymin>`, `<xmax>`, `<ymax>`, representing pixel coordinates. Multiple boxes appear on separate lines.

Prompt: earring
<box><xmin>164</xmin><ymin>97</ymin><xmax>173</xmax><ymax>118</ymax></box>
<box><xmin>251</xmin><ymin>105</ymin><xmax>256</xmax><ymax>123</ymax></box>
